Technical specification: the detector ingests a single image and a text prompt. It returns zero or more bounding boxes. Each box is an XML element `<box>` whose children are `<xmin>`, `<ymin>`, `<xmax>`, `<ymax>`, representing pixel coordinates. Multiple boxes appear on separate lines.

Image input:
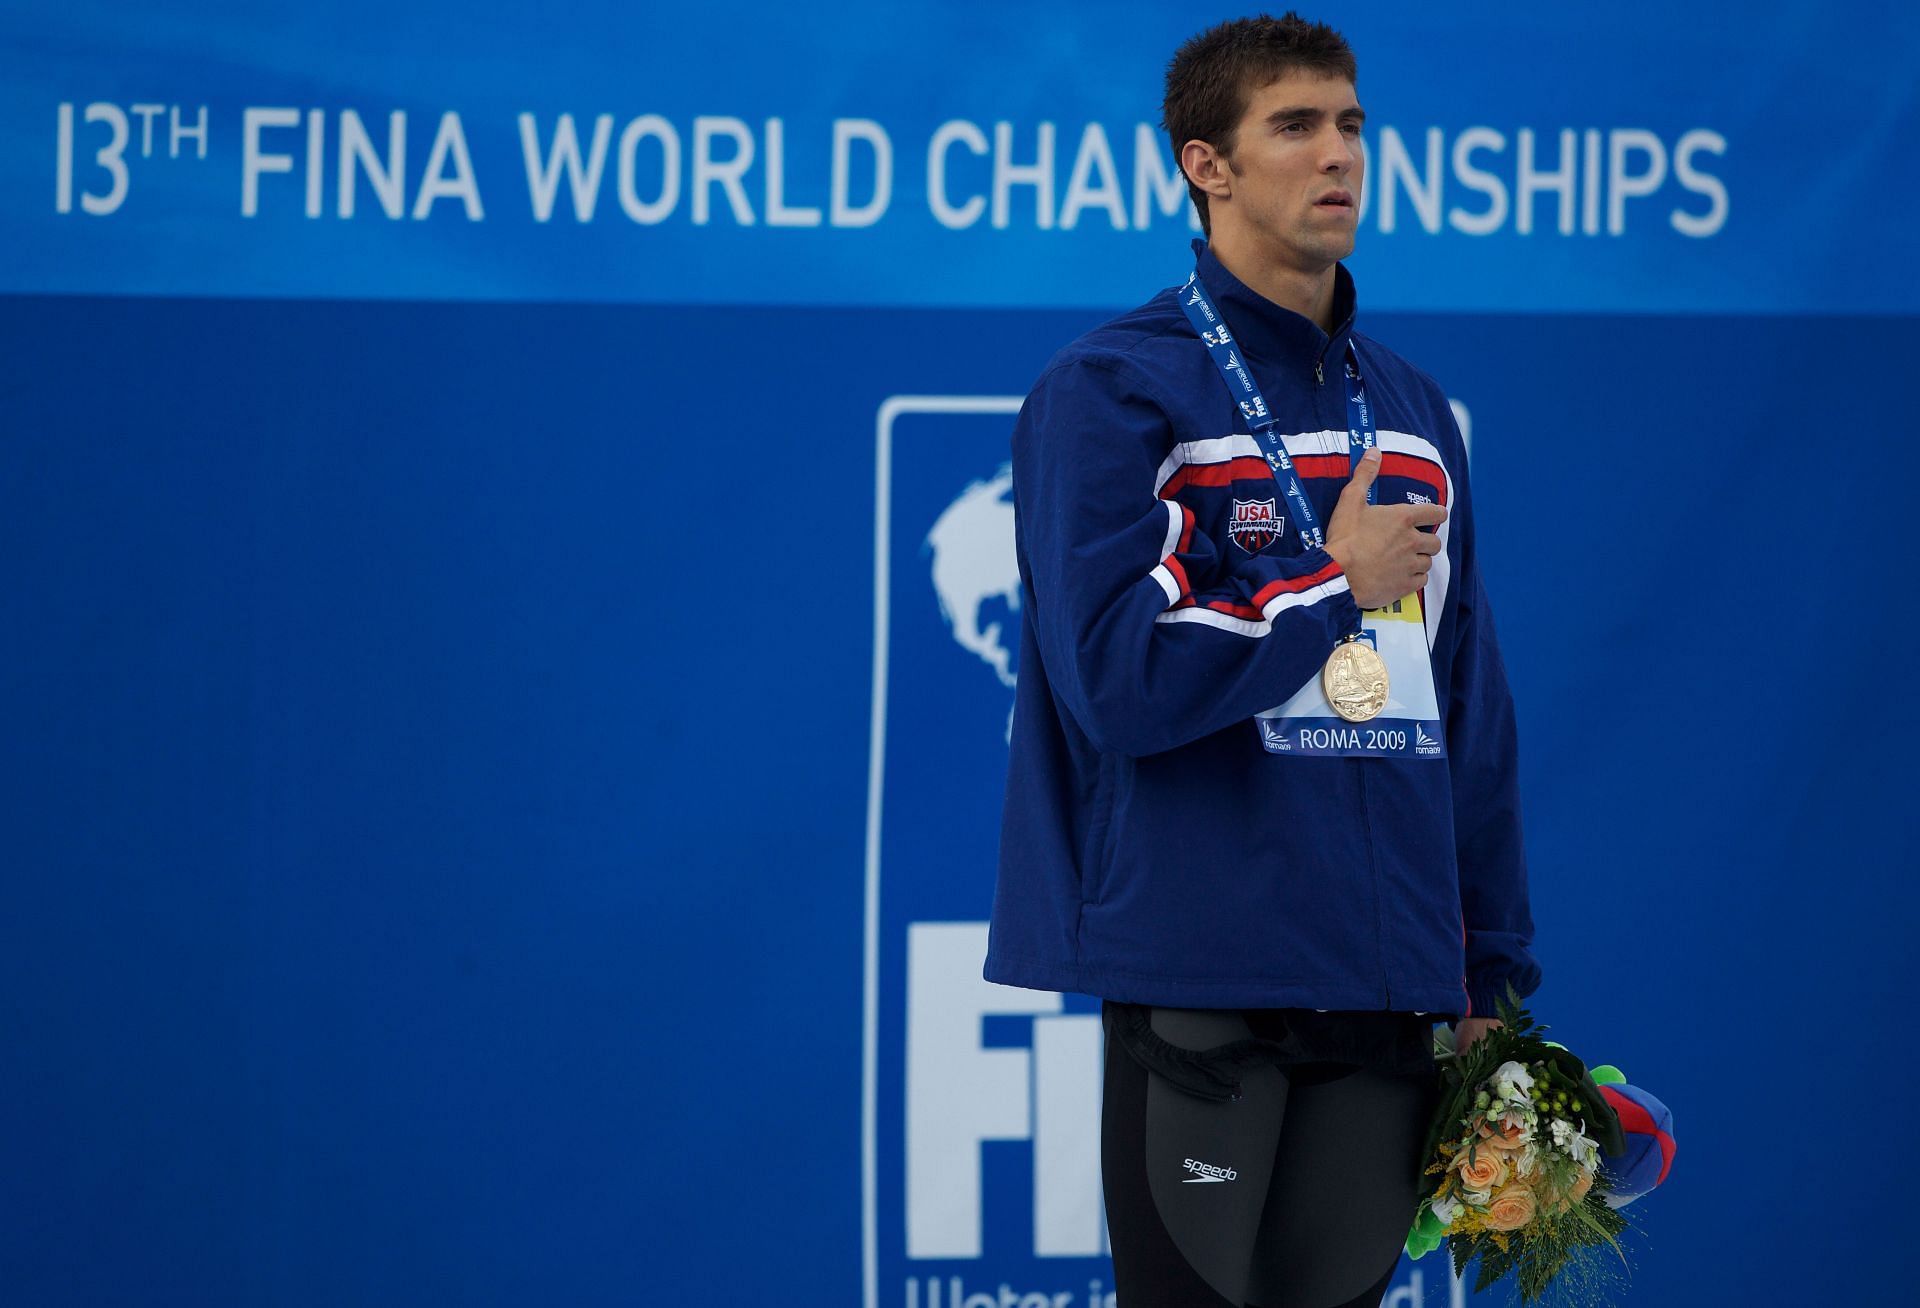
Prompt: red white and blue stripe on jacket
<box><xmin>1149</xmin><ymin>430</ymin><xmax>1453</xmax><ymax>639</ymax></box>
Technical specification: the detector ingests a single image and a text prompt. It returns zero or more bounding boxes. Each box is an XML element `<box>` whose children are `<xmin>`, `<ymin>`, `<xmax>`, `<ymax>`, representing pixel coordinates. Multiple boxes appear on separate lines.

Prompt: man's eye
<box><xmin>1340</xmin><ymin>123</ymin><xmax>1363</xmax><ymax>136</ymax></box>
<box><xmin>1282</xmin><ymin>122</ymin><xmax>1307</xmax><ymax>133</ymax></box>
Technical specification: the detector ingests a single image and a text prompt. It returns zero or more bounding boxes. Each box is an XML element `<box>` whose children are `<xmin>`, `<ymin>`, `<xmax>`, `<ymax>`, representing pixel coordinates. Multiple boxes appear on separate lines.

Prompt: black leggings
<box><xmin>1102</xmin><ymin>1004</ymin><xmax>1440</xmax><ymax>1308</ymax></box>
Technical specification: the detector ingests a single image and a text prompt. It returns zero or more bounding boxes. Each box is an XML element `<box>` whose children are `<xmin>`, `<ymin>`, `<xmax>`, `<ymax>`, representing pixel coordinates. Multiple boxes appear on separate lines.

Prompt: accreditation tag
<box><xmin>1254</xmin><ymin>591</ymin><xmax>1446</xmax><ymax>759</ymax></box>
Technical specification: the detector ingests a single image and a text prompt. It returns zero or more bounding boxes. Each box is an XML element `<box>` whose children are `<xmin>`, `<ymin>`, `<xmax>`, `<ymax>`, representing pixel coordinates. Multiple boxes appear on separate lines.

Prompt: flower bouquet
<box><xmin>1403</xmin><ymin>984</ymin><xmax>1666</xmax><ymax>1304</ymax></box>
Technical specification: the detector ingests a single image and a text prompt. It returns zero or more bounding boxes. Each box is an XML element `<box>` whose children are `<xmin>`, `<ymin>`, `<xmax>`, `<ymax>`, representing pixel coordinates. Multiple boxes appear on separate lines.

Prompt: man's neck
<box><xmin>1208</xmin><ymin>230</ymin><xmax>1339</xmax><ymax>333</ymax></box>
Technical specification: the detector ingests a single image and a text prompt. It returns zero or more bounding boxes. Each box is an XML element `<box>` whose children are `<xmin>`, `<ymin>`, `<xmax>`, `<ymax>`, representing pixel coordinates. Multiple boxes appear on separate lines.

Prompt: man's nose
<box><xmin>1321</xmin><ymin>128</ymin><xmax>1357</xmax><ymax>173</ymax></box>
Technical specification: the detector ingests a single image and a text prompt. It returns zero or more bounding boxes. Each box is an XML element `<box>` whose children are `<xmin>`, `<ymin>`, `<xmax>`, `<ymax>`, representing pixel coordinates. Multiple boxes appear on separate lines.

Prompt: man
<box><xmin>983</xmin><ymin>13</ymin><xmax>1541</xmax><ymax>1307</ymax></box>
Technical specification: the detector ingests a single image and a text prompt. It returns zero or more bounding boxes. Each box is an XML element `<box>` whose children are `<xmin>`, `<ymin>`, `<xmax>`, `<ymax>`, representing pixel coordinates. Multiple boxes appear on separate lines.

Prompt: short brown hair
<box><xmin>1162</xmin><ymin>13</ymin><xmax>1359</xmax><ymax>236</ymax></box>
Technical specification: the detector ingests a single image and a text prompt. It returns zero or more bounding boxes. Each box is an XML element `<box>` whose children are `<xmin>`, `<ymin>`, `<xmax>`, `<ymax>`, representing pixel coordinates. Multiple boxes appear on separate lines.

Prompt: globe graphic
<box><xmin>924</xmin><ymin>464</ymin><xmax>1021</xmax><ymax>723</ymax></box>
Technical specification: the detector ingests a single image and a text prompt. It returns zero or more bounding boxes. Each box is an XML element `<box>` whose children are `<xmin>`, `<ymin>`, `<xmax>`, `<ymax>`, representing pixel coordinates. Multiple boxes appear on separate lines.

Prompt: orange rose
<box><xmin>1569</xmin><ymin>1168</ymin><xmax>1594</xmax><ymax>1203</ymax></box>
<box><xmin>1476</xmin><ymin>1118</ymin><xmax>1528</xmax><ymax>1149</ymax></box>
<box><xmin>1454</xmin><ymin>1144</ymin><xmax>1510</xmax><ymax>1192</ymax></box>
<box><xmin>1483</xmin><ymin>1182</ymin><xmax>1537</xmax><ymax>1232</ymax></box>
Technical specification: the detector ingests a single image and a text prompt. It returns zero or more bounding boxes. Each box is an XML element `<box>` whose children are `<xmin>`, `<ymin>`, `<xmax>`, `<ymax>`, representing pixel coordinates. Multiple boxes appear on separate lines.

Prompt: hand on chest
<box><xmin>1156</xmin><ymin>427</ymin><xmax>1452</xmax><ymax>563</ymax></box>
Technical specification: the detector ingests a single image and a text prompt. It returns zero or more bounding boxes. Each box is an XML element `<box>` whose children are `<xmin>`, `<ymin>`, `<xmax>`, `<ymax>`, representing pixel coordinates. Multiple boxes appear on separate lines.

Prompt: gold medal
<box><xmin>1322</xmin><ymin>637</ymin><xmax>1389</xmax><ymax>722</ymax></box>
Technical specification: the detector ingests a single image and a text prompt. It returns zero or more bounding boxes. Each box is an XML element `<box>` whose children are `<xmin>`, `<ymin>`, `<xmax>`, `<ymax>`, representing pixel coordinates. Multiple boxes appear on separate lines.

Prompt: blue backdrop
<box><xmin>4</xmin><ymin>2</ymin><xmax>1917</xmax><ymax>1304</ymax></box>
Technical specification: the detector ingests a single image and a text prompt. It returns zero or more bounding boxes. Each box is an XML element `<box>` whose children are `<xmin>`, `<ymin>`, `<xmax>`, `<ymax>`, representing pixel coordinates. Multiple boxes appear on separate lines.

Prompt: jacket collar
<box><xmin>1190</xmin><ymin>238</ymin><xmax>1358</xmax><ymax>380</ymax></box>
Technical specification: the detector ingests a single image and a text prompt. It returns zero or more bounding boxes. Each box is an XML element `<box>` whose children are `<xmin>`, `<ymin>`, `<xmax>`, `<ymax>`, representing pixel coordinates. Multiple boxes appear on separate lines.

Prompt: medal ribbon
<box><xmin>1177</xmin><ymin>268</ymin><xmax>1375</xmax><ymax>550</ymax></box>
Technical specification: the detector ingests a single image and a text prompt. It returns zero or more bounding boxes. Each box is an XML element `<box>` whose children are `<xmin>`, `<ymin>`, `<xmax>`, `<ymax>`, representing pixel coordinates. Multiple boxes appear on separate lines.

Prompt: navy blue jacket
<box><xmin>983</xmin><ymin>241</ymin><xmax>1540</xmax><ymax>1021</ymax></box>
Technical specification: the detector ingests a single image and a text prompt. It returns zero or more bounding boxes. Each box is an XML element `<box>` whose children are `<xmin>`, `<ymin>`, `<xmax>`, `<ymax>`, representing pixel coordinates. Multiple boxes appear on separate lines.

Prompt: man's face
<box><xmin>1216</xmin><ymin>71</ymin><xmax>1365</xmax><ymax>270</ymax></box>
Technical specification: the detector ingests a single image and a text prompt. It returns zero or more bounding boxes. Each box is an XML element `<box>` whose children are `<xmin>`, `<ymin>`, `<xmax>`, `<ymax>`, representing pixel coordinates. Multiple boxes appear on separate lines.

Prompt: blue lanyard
<box><xmin>1178</xmin><ymin>268</ymin><xmax>1375</xmax><ymax>549</ymax></box>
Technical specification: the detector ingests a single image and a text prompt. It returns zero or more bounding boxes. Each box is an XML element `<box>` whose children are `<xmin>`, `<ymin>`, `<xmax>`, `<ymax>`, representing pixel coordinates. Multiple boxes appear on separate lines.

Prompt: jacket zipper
<box><xmin>1313</xmin><ymin>307</ymin><xmax>1358</xmax><ymax>388</ymax></box>
<box><xmin>1355</xmin><ymin>760</ymin><xmax>1392</xmax><ymax>1007</ymax></box>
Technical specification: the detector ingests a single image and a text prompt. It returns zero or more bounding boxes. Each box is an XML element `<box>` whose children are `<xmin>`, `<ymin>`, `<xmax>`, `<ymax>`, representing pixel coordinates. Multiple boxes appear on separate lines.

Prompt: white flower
<box><xmin>1514</xmin><ymin>1143</ymin><xmax>1539</xmax><ymax>1178</ymax></box>
<box><xmin>1496</xmin><ymin>1103</ymin><xmax>1531</xmax><ymax>1132</ymax></box>
<box><xmin>1538</xmin><ymin>1118</ymin><xmax>1596</xmax><ymax>1168</ymax></box>
<box><xmin>1492</xmin><ymin>1061</ymin><xmax>1536</xmax><ymax>1099</ymax></box>
<box><xmin>1430</xmin><ymin>1192</ymin><xmax>1464</xmax><ymax>1225</ymax></box>
<box><xmin>1462</xmin><ymin>1185</ymin><xmax>1493</xmax><ymax>1208</ymax></box>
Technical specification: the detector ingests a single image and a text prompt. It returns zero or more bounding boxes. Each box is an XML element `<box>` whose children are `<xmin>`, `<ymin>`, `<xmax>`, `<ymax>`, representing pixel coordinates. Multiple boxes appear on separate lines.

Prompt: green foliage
<box><xmin>1473</xmin><ymin>1235</ymin><xmax>1517</xmax><ymax>1294</ymax></box>
<box><xmin>1450</xmin><ymin>1228</ymin><xmax>1474</xmax><ymax>1282</ymax></box>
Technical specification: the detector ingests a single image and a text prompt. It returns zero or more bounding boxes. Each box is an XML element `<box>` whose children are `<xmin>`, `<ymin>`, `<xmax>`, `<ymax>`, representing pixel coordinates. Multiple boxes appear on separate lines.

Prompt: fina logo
<box><xmin>903</xmin><ymin>923</ymin><xmax>1109</xmax><ymax>1261</ymax></box>
<box><xmin>877</xmin><ymin>432</ymin><xmax>1115</xmax><ymax>1308</ymax></box>
<box><xmin>1228</xmin><ymin>498</ymin><xmax>1281</xmax><ymax>553</ymax></box>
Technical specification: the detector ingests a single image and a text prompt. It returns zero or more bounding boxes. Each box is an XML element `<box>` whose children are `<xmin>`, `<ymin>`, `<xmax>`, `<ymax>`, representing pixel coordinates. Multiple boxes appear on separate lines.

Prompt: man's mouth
<box><xmin>1316</xmin><ymin>191</ymin><xmax>1354</xmax><ymax>208</ymax></box>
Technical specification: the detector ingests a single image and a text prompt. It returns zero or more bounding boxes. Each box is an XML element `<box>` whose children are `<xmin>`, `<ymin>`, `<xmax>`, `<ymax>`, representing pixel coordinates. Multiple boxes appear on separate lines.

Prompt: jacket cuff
<box><xmin>1286</xmin><ymin>546</ymin><xmax>1362</xmax><ymax>638</ymax></box>
<box><xmin>1464</xmin><ymin>969</ymin><xmax>1540</xmax><ymax>1023</ymax></box>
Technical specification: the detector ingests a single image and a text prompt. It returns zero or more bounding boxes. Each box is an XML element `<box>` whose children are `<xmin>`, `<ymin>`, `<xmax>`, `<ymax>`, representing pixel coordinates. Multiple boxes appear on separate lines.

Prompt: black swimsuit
<box><xmin>1100</xmin><ymin>1003</ymin><xmax>1442</xmax><ymax>1308</ymax></box>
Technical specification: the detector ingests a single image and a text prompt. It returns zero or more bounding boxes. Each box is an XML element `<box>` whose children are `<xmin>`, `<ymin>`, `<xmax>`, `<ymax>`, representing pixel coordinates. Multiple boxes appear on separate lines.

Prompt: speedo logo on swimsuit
<box><xmin>1182</xmin><ymin>1157</ymin><xmax>1238</xmax><ymax>1183</ymax></box>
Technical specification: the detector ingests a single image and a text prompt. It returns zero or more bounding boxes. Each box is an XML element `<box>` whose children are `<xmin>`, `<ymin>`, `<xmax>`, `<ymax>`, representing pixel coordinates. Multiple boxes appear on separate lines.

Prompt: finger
<box><xmin>1342</xmin><ymin>447</ymin><xmax>1383</xmax><ymax>500</ymax></box>
<box><xmin>1406</xmin><ymin>502</ymin><xmax>1448</xmax><ymax>528</ymax></box>
<box><xmin>1412</xmin><ymin>533</ymin><xmax>1443</xmax><ymax>556</ymax></box>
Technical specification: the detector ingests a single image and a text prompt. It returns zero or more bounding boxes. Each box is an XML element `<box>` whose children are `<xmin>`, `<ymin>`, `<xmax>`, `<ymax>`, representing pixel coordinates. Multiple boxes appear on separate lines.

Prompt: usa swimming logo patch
<box><xmin>1228</xmin><ymin>498</ymin><xmax>1281</xmax><ymax>553</ymax></box>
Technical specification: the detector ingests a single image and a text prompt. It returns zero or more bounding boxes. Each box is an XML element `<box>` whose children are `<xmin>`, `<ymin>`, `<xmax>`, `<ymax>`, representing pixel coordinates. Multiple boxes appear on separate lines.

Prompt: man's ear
<box><xmin>1180</xmin><ymin>138</ymin><xmax>1234</xmax><ymax>203</ymax></box>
